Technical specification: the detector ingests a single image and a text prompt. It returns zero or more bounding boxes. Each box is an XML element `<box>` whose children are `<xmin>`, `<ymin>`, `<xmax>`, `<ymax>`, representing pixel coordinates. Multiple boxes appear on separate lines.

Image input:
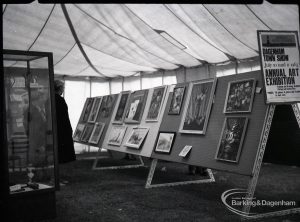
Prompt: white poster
<box><xmin>258</xmin><ymin>31</ymin><xmax>300</xmax><ymax>104</ymax></box>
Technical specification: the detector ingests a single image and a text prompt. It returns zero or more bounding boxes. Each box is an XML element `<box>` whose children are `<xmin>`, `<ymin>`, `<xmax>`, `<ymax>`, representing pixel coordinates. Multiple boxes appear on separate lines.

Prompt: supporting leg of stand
<box><xmin>145</xmin><ymin>159</ymin><xmax>215</xmax><ymax>189</ymax></box>
<box><xmin>92</xmin><ymin>152</ymin><xmax>145</xmax><ymax>170</ymax></box>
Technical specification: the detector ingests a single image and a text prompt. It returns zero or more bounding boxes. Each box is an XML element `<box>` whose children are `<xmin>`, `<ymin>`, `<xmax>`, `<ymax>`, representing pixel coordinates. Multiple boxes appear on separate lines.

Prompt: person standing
<box><xmin>54</xmin><ymin>80</ymin><xmax>76</xmax><ymax>173</ymax></box>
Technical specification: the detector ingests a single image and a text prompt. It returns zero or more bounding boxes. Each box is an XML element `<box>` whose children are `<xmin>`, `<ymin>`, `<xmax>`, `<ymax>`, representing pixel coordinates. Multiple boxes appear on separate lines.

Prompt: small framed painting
<box><xmin>88</xmin><ymin>97</ymin><xmax>102</xmax><ymax>122</ymax></box>
<box><xmin>107</xmin><ymin>125</ymin><xmax>127</xmax><ymax>146</ymax></box>
<box><xmin>215</xmin><ymin>117</ymin><xmax>248</xmax><ymax>163</ymax></box>
<box><xmin>97</xmin><ymin>95</ymin><xmax>116</xmax><ymax>120</ymax></box>
<box><xmin>168</xmin><ymin>86</ymin><xmax>185</xmax><ymax>115</ymax></box>
<box><xmin>113</xmin><ymin>91</ymin><xmax>130</xmax><ymax>124</ymax></box>
<box><xmin>179</xmin><ymin>79</ymin><xmax>217</xmax><ymax>134</ymax></box>
<box><xmin>88</xmin><ymin>122</ymin><xmax>105</xmax><ymax>144</ymax></box>
<box><xmin>154</xmin><ymin>132</ymin><xmax>176</xmax><ymax>154</ymax></box>
<box><xmin>223</xmin><ymin>78</ymin><xmax>256</xmax><ymax>113</ymax></box>
<box><xmin>80</xmin><ymin>123</ymin><xmax>94</xmax><ymax>143</ymax></box>
<box><xmin>81</xmin><ymin>98</ymin><xmax>94</xmax><ymax>122</ymax></box>
<box><xmin>125</xmin><ymin>127</ymin><xmax>149</xmax><ymax>149</ymax></box>
<box><xmin>73</xmin><ymin>124</ymin><xmax>85</xmax><ymax>142</ymax></box>
<box><xmin>124</xmin><ymin>90</ymin><xmax>148</xmax><ymax>124</ymax></box>
<box><xmin>146</xmin><ymin>86</ymin><xmax>166</xmax><ymax>122</ymax></box>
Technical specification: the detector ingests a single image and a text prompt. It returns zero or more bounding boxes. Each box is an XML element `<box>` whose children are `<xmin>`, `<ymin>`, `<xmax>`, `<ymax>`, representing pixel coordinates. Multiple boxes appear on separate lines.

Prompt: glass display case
<box><xmin>2</xmin><ymin>49</ymin><xmax>58</xmax><ymax>220</ymax></box>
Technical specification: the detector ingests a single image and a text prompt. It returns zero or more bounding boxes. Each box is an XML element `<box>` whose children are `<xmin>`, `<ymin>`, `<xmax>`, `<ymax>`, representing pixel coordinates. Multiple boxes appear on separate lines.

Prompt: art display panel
<box><xmin>107</xmin><ymin>125</ymin><xmax>127</xmax><ymax>146</ymax></box>
<box><xmin>146</xmin><ymin>86</ymin><xmax>166</xmax><ymax>122</ymax></box>
<box><xmin>113</xmin><ymin>91</ymin><xmax>130</xmax><ymax>124</ymax></box>
<box><xmin>124</xmin><ymin>90</ymin><xmax>148</xmax><ymax>124</ymax></box>
<box><xmin>215</xmin><ymin>117</ymin><xmax>249</xmax><ymax>163</ymax></box>
<box><xmin>88</xmin><ymin>122</ymin><xmax>105</xmax><ymax>144</ymax></box>
<box><xmin>154</xmin><ymin>132</ymin><xmax>176</xmax><ymax>154</ymax></box>
<box><xmin>179</xmin><ymin>79</ymin><xmax>216</xmax><ymax>134</ymax></box>
<box><xmin>168</xmin><ymin>86</ymin><xmax>185</xmax><ymax>115</ymax></box>
<box><xmin>223</xmin><ymin>79</ymin><xmax>256</xmax><ymax>113</ymax></box>
<box><xmin>88</xmin><ymin>97</ymin><xmax>102</xmax><ymax>122</ymax></box>
<box><xmin>125</xmin><ymin>127</ymin><xmax>149</xmax><ymax>149</ymax></box>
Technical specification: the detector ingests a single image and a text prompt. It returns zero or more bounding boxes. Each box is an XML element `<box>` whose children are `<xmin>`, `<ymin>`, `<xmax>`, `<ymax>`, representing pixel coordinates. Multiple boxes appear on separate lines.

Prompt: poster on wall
<box><xmin>88</xmin><ymin>122</ymin><xmax>105</xmax><ymax>144</ymax></box>
<box><xmin>146</xmin><ymin>86</ymin><xmax>166</xmax><ymax>122</ymax></box>
<box><xmin>81</xmin><ymin>98</ymin><xmax>94</xmax><ymax>122</ymax></box>
<box><xmin>215</xmin><ymin>117</ymin><xmax>248</xmax><ymax>163</ymax></box>
<box><xmin>258</xmin><ymin>30</ymin><xmax>300</xmax><ymax>104</ymax></box>
<box><xmin>223</xmin><ymin>79</ymin><xmax>256</xmax><ymax>113</ymax></box>
<box><xmin>168</xmin><ymin>85</ymin><xmax>185</xmax><ymax>115</ymax></box>
<box><xmin>88</xmin><ymin>97</ymin><xmax>102</xmax><ymax>122</ymax></box>
<box><xmin>113</xmin><ymin>91</ymin><xmax>130</xmax><ymax>124</ymax></box>
<box><xmin>97</xmin><ymin>95</ymin><xmax>115</xmax><ymax>120</ymax></box>
<box><xmin>124</xmin><ymin>90</ymin><xmax>148</xmax><ymax>124</ymax></box>
<box><xmin>107</xmin><ymin>125</ymin><xmax>127</xmax><ymax>146</ymax></box>
<box><xmin>81</xmin><ymin>123</ymin><xmax>94</xmax><ymax>143</ymax></box>
<box><xmin>179</xmin><ymin>79</ymin><xmax>217</xmax><ymax>134</ymax></box>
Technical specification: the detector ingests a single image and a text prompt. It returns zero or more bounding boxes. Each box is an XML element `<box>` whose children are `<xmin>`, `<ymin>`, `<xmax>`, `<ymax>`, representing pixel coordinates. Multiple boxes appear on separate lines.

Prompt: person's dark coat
<box><xmin>55</xmin><ymin>94</ymin><xmax>76</xmax><ymax>163</ymax></box>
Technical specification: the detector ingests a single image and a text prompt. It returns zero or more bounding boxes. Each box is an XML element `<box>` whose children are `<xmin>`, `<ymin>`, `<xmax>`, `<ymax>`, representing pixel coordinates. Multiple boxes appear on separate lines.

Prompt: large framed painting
<box><xmin>223</xmin><ymin>78</ymin><xmax>256</xmax><ymax>113</ymax></box>
<box><xmin>107</xmin><ymin>125</ymin><xmax>127</xmax><ymax>146</ymax></box>
<box><xmin>80</xmin><ymin>123</ymin><xmax>94</xmax><ymax>143</ymax></box>
<box><xmin>154</xmin><ymin>132</ymin><xmax>176</xmax><ymax>154</ymax></box>
<box><xmin>81</xmin><ymin>98</ymin><xmax>94</xmax><ymax>122</ymax></box>
<box><xmin>124</xmin><ymin>90</ymin><xmax>148</xmax><ymax>124</ymax></box>
<box><xmin>179</xmin><ymin>79</ymin><xmax>217</xmax><ymax>134</ymax></box>
<box><xmin>146</xmin><ymin>86</ymin><xmax>166</xmax><ymax>122</ymax></box>
<box><xmin>168</xmin><ymin>85</ymin><xmax>185</xmax><ymax>115</ymax></box>
<box><xmin>97</xmin><ymin>95</ymin><xmax>116</xmax><ymax>120</ymax></box>
<box><xmin>215</xmin><ymin>117</ymin><xmax>248</xmax><ymax>163</ymax></box>
<box><xmin>88</xmin><ymin>122</ymin><xmax>105</xmax><ymax>144</ymax></box>
<box><xmin>124</xmin><ymin>127</ymin><xmax>149</xmax><ymax>149</ymax></box>
<box><xmin>88</xmin><ymin>97</ymin><xmax>102</xmax><ymax>122</ymax></box>
<box><xmin>112</xmin><ymin>91</ymin><xmax>130</xmax><ymax>124</ymax></box>
<box><xmin>73</xmin><ymin>123</ymin><xmax>85</xmax><ymax>142</ymax></box>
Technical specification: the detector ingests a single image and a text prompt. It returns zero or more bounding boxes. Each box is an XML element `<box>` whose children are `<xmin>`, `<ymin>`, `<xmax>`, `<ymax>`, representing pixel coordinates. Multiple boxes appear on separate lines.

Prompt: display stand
<box><xmin>145</xmin><ymin>158</ymin><xmax>215</xmax><ymax>189</ymax></box>
<box><xmin>239</xmin><ymin>104</ymin><xmax>300</xmax><ymax>220</ymax></box>
<box><xmin>92</xmin><ymin>148</ymin><xmax>145</xmax><ymax>170</ymax></box>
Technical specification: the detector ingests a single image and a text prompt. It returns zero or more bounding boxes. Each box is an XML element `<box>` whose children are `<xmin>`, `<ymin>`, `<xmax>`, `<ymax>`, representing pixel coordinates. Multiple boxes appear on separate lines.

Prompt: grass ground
<box><xmin>44</xmin><ymin>155</ymin><xmax>300</xmax><ymax>222</ymax></box>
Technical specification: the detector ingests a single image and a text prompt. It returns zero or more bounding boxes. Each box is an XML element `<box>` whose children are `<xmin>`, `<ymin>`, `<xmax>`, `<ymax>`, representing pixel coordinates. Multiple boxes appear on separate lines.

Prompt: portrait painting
<box><xmin>73</xmin><ymin>124</ymin><xmax>85</xmax><ymax>142</ymax></box>
<box><xmin>88</xmin><ymin>97</ymin><xmax>102</xmax><ymax>122</ymax></box>
<box><xmin>113</xmin><ymin>91</ymin><xmax>130</xmax><ymax>124</ymax></box>
<box><xmin>224</xmin><ymin>79</ymin><xmax>256</xmax><ymax>113</ymax></box>
<box><xmin>125</xmin><ymin>127</ymin><xmax>149</xmax><ymax>149</ymax></box>
<box><xmin>97</xmin><ymin>95</ymin><xmax>116</xmax><ymax>120</ymax></box>
<box><xmin>124</xmin><ymin>90</ymin><xmax>148</xmax><ymax>124</ymax></box>
<box><xmin>179</xmin><ymin>79</ymin><xmax>216</xmax><ymax>134</ymax></box>
<box><xmin>88</xmin><ymin>122</ymin><xmax>105</xmax><ymax>144</ymax></box>
<box><xmin>80</xmin><ymin>123</ymin><xmax>94</xmax><ymax>143</ymax></box>
<box><xmin>215</xmin><ymin>117</ymin><xmax>248</xmax><ymax>163</ymax></box>
<box><xmin>81</xmin><ymin>98</ymin><xmax>94</xmax><ymax>122</ymax></box>
<box><xmin>146</xmin><ymin>86</ymin><xmax>166</xmax><ymax>122</ymax></box>
<box><xmin>154</xmin><ymin>132</ymin><xmax>176</xmax><ymax>154</ymax></box>
<box><xmin>168</xmin><ymin>86</ymin><xmax>185</xmax><ymax>115</ymax></box>
<box><xmin>107</xmin><ymin>125</ymin><xmax>127</xmax><ymax>146</ymax></box>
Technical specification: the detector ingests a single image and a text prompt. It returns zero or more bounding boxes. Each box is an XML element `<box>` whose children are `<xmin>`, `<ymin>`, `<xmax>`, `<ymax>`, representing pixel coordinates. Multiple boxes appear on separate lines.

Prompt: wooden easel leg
<box><xmin>92</xmin><ymin>147</ymin><xmax>103</xmax><ymax>170</ymax></box>
<box><xmin>145</xmin><ymin>158</ymin><xmax>158</xmax><ymax>189</ymax></box>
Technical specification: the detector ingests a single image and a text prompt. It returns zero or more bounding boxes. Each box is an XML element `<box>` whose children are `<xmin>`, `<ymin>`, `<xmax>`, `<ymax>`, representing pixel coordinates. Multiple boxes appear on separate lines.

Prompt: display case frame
<box><xmin>2</xmin><ymin>49</ymin><xmax>59</xmax><ymax>220</ymax></box>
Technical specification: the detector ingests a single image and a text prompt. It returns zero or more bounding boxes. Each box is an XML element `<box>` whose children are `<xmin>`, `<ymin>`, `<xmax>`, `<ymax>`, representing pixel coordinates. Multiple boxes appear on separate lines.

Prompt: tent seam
<box><xmin>245</xmin><ymin>5</ymin><xmax>272</xmax><ymax>30</ymax></box>
<box><xmin>28</xmin><ymin>4</ymin><xmax>56</xmax><ymax>51</ymax></box>
<box><xmin>202</xmin><ymin>4</ymin><xmax>258</xmax><ymax>54</ymax></box>
<box><xmin>54</xmin><ymin>42</ymin><xmax>76</xmax><ymax>66</ymax></box>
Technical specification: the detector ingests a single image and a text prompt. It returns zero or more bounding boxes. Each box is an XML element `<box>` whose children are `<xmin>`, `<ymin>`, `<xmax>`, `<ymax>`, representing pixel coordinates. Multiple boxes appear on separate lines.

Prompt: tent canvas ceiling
<box><xmin>2</xmin><ymin>1</ymin><xmax>299</xmax><ymax>79</ymax></box>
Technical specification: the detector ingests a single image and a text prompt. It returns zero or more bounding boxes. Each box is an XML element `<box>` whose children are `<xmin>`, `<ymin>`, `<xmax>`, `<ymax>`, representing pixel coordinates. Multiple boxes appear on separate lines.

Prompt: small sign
<box><xmin>179</xmin><ymin>145</ymin><xmax>192</xmax><ymax>157</ymax></box>
<box><xmin>258</xmin><ymin>30</ymin><xmax>300</xmax><ymax>104</ymax></box>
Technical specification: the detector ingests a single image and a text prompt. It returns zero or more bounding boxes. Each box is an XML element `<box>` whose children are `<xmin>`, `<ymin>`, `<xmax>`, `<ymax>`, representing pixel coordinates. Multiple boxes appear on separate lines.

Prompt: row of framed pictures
<box><xmin>73</xmin><ymin>122</ymin><xmax>105</xmax><ymax>145</ymax></box>
<box><xmin>153</xmin><ymin>116</ymin><xmax>249</xmax><ymax>163</ymax></box>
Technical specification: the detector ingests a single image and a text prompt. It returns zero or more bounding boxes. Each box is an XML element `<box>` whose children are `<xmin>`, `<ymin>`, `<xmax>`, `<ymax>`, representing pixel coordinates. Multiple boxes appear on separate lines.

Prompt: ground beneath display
<box><xmin>43</xmin><ymin>154</ymin><xmax>300</xmax><ymax>222</ymax></box>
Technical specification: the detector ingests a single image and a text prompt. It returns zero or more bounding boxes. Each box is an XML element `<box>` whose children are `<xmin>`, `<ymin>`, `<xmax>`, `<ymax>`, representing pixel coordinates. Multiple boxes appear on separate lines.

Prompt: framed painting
<box><xmin>88</xmin><ymin>122</ymin><xmax>105</xmax><ymax>144</ymax></box>
<box><xmin>223</xmin><ymin>78</ymin><xmax>256</xmax><ymax>113</ymax></box>
<box><xmin>179</xmin><ymin>79</ymin><xmax>217</xmax><ymax>134</ymax></box>
<box><xmin>88</xmin><ymin>97</ymin><xmax>102</xmax><ymax>122</ymax></box>
<box><xmin>107</xmin><ymin>125</ymin><xmax>127</xmax><ymax>146</ymax></box>
<box><xmin>168</xmin><ymin>85</ymin><xmax>185</xmax><ymax>115</ymax></box>
<box><xmin>124</xmin><ymin>90</ymin><xmax>148</xmax><ymax>124</ymax></box>
<box><xmin>146</xmin><ymin>86</ymin><xmax>166</xmax><ymax>122</ymax></box>
<box><xmin>112</xmin><ymin>91</ymin><xmax>130</xmax><ymax>124</ymax></box>
<box><xmin>215</xmin><ymin>117</ymin><xmax>248</xmax><ymax>163</ymax></box>
<box><xmin>97</xmin><ymin>95</ymin><xmax>116</xmax><ymax>120</ymax></box>
<box><xmin>73</xmin><ymin>123</ymin><xmax>85</xmax><ymax>142</ymax></box>
<box><xmin>80</xmin><ymin>123</ymin><xmax>94</xmax><ymax>143</ymax></box>
<box><xmin>124</xmin><ymin>127</ymin><xmax>149</xmax><ymax>149</ymax></box>
<box><xmin>81</xmin><ymin>98</ymin><xmax>94</xmax><ymax>122</ymax></box>
<box><xmin>154</xmin><ymin>132</ymin><xmax>176</xmax><ymax>154</ymax></box>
